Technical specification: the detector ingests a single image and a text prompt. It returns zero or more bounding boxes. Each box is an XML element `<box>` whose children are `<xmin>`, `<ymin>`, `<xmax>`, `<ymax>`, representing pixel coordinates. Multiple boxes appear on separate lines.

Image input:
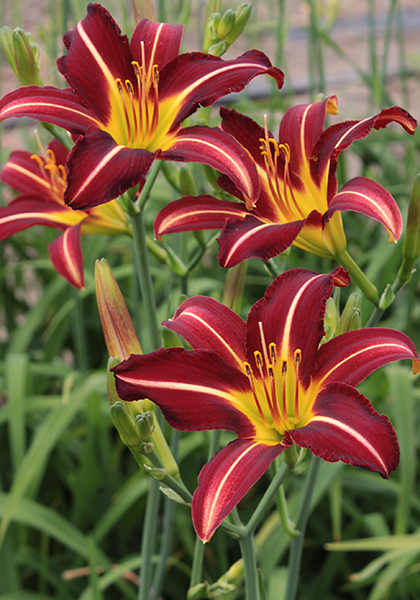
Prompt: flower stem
<box><xmin>285</xmin><ymin>454</ymin><xmax>321</xmax><ymax>600</ymax></box>
<box><xmin>138</xmin><ymin>478</ymin><xmax>161</xmax><ymax>600</ymax></box>
<box><xmin>238</xmin><ymin>533</ymin><xmax>259</xmax><ymax>600</ymax></box>
<box><xmin>246</xmin><ymin>462</ymin><xmax>291</xmax><ymax>535</ymax></box>
<box><xmin>129</xmin><ymin>209</ymin><xmax>162</xmax><ymax>352</ymax></box>
<box><xmin>335</xmin><ymin>249</ymin><xmax>379</xmax><ymax>305</ymax></box>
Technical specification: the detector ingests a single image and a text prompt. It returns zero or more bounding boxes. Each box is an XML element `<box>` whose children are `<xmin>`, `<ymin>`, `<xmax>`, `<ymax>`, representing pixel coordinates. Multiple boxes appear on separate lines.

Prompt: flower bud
<box><xmin>187</xmin><ymin>582</ymin><xmax>210</xmax><ymax>599</ymax></box>
<box><xmin>398</xmin><ymin>173</ymin><xmax>420</xmax><ymax>286</ymax></box>
<box><xmin>336</xmin><ymin>293</ymin><xmax>362</xmax><ymax>335</ymax></box>
<box><xmin>107</xmin><ymin>357</ymin><xmax>121</xmax><ymax>406</ymax></box>
<box><xmin>208</xmin><ymin>39</ymin><xmax>227</xmax><ymax>57</ymax></box>
<box><xmin>323</xmin><ymin>296</ymin><xmax>338</xmax><ymax>341</ymax></box>
<box><xmin>378</xmin><ymin>283</ymin><xmax>395</xmax><ymax>311</ymax></box>
<box><xmin>0</xmin><ymin>26</ymin><xmax>42</xmax><ymax>86</ymax></box>
<box><xmin>95</xmin><ymin>259</ymin><xmax>142</xmax><ymax>360</ymax></box>
<box><xmin>225</xmin><ymin>4</ymin><xmax>252</xmax><ymax>45</ymax></box>
<box><xmin>135</xmin><ymin>411</ymin><xmax>155</xmax><ymax>440</ymax></box>
<box><xmin>208</xmin><ymin>12</ymin><xmax>221</xmax><ymax>40</ymax></box>
<box><xmin>216</xmin><ymin>9</ymin><xmax>236</xmax><ymax>38</ymax></box>
<box><xmin>110</xmin><ymin>402</ymin><xmax>142</xmax><ymax>447</ymax></box>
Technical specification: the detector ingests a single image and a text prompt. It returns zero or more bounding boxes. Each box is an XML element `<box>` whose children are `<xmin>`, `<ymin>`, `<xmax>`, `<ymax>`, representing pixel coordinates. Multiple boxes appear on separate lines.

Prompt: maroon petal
<box><xmin>287</xmin><ymin>382</ymin><xmax>399</xmax><ymax>478</ymax></box>
<box><xmin>113</xmin><ymin>348</ymin><xmax>255</xmax><ymax>438</ymax></box>
<box><xmin>163</xmin><ymin>296</ymin><xmax>246</xmax><ymax>369</ymax></box>
<box><xmin>220</xmin><ymin>107</ymin><xmax>268</xmax><ymax>167</ymax></box>
<box><xmin>217</xmin><ymin>215</ymin><xmax>305</xmax><ymax>268</ymax></box>
<box><xmin>57</xmin><ymin>3</ymin><xmax>134</xmax><ymax>125</ymax></box>
<box><xmin>245</xmin><ymin>268</ymin><xmax>350</xmax><ymax>387</ymax></box>
<box><xmin>130</xmin><ymin>19</ymin><xmax>183</xmax><ymax>70</ymax></box>
<box><xmin>159</xmin><ymin>49</ymin><xmax>284</xmax><ymax>130</ymax></box>
<box><xmin>154</xmin><ymin>195</ymin><xmax>248</xmax><ymax>239</ymax></box>
<box><xmin>314</xmin><ymin>328</ymin><xmax>420</xmax><ymax>387</ymax></box>
<box><xmin>161</xmin><ymin>125</ymin><xmax>260</xmax><ymax>204</ymax></box>
<box><xmin>0</xmin><ymin>86</ymin><xmax>99</xmax><ymax>133</ymax></box>
<box><xmin>192</xmin><ymin>438</ymin><xmax>287</xmax><ymax>541</ymax></box>
<box><xmin>324</xmin><ymin>176</ymin><xmax>403</xmax><ymax>242</ymax></box>
<box><xmin>64</xmin><ymin>128</ymin><xmax>157</xmax><ymax>209</ymax></box>
<box><xmin>48</xmin><ymin>224</ymin><xmax>85</xmax><ymax>288</ymax></box>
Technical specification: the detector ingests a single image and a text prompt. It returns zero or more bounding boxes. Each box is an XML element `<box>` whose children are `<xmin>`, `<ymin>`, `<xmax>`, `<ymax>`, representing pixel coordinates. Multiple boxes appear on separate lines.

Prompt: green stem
<box><xmin>246</xmin><ymin>462</ymin><xmax>291</xmax><ymax>535</ymax></box>
<box><xmin>238</xmin><ymin>533</ymin><xmax>259</xmax><ymax>600</ymax></box>
<box><xmin>138</xmin><ymin>479</ymin><xmax>161</xmax><ymax>600</ymax></box>
<box><xmin>137</xmin><ymin>161</ymin><xmax>163</xmax><ymax>211</ymax></box>
<box><xmin>71</xmin><ymin>289</ymin><xmax>88</xmax><ymax>372</ymax></box>
<box><xmin>335</xmin><ymin>249</ymin><xmax>379</xmax><ymax>305</ymax></box>
<box><xmin>285</xmin><ymin>455</ymin><xmax>321</xmax><ymax>600</ymax></box>
<box><xmin>129</xmin><ymin>210</ymin><xmax>162</xmax><ymax>352</ymax></box>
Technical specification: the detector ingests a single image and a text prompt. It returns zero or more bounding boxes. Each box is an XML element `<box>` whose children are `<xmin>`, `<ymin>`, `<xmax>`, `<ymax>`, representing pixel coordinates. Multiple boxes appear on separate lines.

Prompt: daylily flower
<box><xmin>154</xmin><ymin>97</ymin><xmax>417</xmax><ymax>267</ymax></box>
<box><xmin>0</xmin><ymin>139</ymin><xmax>130</xmax><ymax>288</ymax></box>
<box><xmin>113</xmin><ymin>267</ymin><xmax>420</xmax><ymax>542</ymax></box>
<box><xmin>0</xmin><ymin>3</ymin><xmax>284</xmax><ymax>210</ymax></box>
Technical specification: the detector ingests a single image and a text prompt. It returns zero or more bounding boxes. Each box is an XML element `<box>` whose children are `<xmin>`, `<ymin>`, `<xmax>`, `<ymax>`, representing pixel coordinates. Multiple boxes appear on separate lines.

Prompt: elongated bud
<box><xmin>179</xmin><ymin>165</ymin><xmax>198</xmax><ymax>197</ymax></box>
<box><xmin>323</xmin><ymin>296</ymin><xmax>338</xmax><ymax>341</ymax></box>
<box><xmin>203</xmin><ymin>0</ymin><xmax>223</xmax><ymax>52</ymax></box>
<box><xmin>398</xmin><ymin>174</ymin><xmax>420</xmax><ymax>286</ymax></box>
<box><xmin>0</xmin><ymin>27</ymin><xmax>42</xmax><ymax>86</ymax></box>
<box><xmin>135</xmin><ymin>411</ymin><xmax>155</xmax><ymax>439</ymax></box>
<box><xmin>225</xmin><ymin>3</ymin><xmax>252</xmax><ymax>45</ymax></box>
<box><xmin>336</xmin><ymin>293</ymin><xmax>362</xmax><ymax>334</ymax></box>
<box><xmin>208</xmin><ymin>12</ymin><xmax>221</xmax><ymax>40</ymax></box>
<box><xmin>95</xmin><ymin>259</ymin><xmax>142</xmax><ymax>360</ymax></box>
<box><xmin>217</xmin><ymin>8</ymin><xmax>236</xmax><ymax>37</ymax></box>
<box><xmin>378</xmin><ymin>284</ymin><xmax>395</xmax><ymax>311</ymax></box>
<box><xmin>110</xmin><ymin>402</ymin><xmax>142</xmax><ymax>447</ymax></box>
<box><xmin>107</xmin><ymin>357</ymin><xmax>121</xmax><ymax>406</ymax></box>
<box><xmin>208</xmin><ymin>39</ymin><xmax>227</xmax><ymax>57</ymax></box>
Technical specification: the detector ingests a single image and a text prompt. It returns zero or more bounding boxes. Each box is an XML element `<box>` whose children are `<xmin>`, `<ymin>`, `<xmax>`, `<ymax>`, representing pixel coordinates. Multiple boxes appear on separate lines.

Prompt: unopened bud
<box><xmin>336</xmin><ymin>293</ymin><xmax>362</xmax><ymax>335</ymax></box>
<box><xmin>135</xmin><ymin>411</ymin><xmax>155</xmax><ymax>439</ymax></box>
<box><xmin>107</xmin><ymin>357</ymin><xmax>121</xmax><ymax>406</ymax></box>
<box><xmin>110</xmin><ymin>402</ymin><xmax>142</xmax><ymax>447</ymax></box>
<box><xmin>208</xmin><ymin>39</ymin><xmax>227</xmax><ymax>57</ymax></box>
<box><xmin>398</xmin><ymin>174</ymin><xmax>420</xmax><ymax>286</ymax></box>
<box><xmin>179</xmin><ymin>165</ymin><xmax>198</xmax><ymax>197</ymax></box>
<box><xmin>225</xmin><ymin>4</ymin><xmax>252</xmax><ymax>45</ymax></box>
<box><xmin>217</xmin><ymin>9</ymin><xmax>236</xmax><ymax>38</ymax></box>
<box><xmin>323</xmin><ymin>296</ymin><xmax>338</xmax><ymax>341</ymax></box>
<box><xmin>208</xmin><ymin>12</ymin><xmax>221</xmax><ymax>40</ymax></box>
<box><xmin>0</xmin><ymin>27</ymin><xmax>42</xmax><ymax>86</ymax></box>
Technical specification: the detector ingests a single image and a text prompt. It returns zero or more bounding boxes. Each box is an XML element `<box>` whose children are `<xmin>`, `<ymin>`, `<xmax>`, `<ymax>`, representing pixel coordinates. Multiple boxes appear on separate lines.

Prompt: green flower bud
<box><xmin>378</xmin><ymin>283</ymin><xmax>395</xmax><ymax>311</ymax></box>
<box><xmin>225</xmin><ymin>3</ymin><xmax>252</xmax><ymax>45</ymax></box>
<box><xmin>398</xmin><ymin>173</ymin><xmax>420</xmax><ymax>286</ymax></box>
<box><xmin>336</xmin><ymin>293</ymin><xmax>362</xmax><ymax>335</ymax></box>
<box><xmin>208</xmin><ymin>39</ymin><xmax>227</xmax><ymax>57</ymax></box>
<box><xmin>0</xmin><ymin>26</ymin><xmax>42</xmax><ymax>86</ymax></box>
<box><xmin>208</xmin><ymin>12</ymin><xmax>221</xmax><ymax>40</ymax></box>
<box><xmin>217</xmin><ymin>9</ymin><xmax>236</xmax><ymax>38</ymax></box>
<box><xmin>323</xmin><ymin>296</ymin><xmax>338</xmax><ymax>341</ymax></box>
<box><xmin>179</xmin><ymin>165</ymin><xmax>198</xmax><ymax>197</ymax></box>
<box><xmin>110</xmin><ymin>402</ymin><xmax>142</xmax><ymax>447</ymax></box>
<box><xmin>107</xmin><ymin>357</ymin><xmax>121</xmax><ymax>406</ymax></box>
<box><xmin>135</xmin><ymin>411</ymin><xmax>155</xmax><ymax>440</ymax></box>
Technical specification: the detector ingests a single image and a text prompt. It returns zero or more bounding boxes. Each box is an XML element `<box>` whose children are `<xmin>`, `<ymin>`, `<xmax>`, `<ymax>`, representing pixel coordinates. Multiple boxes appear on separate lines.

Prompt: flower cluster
<box><xmin>1</xmin><ymin>3</ymin><xmax>419</xmax><ymax>548</ymax></box>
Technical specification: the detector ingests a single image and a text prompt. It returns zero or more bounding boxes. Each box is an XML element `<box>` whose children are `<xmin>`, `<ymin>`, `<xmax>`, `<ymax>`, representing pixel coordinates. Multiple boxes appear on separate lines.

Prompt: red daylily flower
<box><xmin>0</xmin><ymin>139</ymin><xmax>130</xmax><ymax>288</ymax></box>
<box><xmin>154</xmin><ymin>97</ymin><xmax>417</xmax><ymax>267</ymax></box>
<box><xmin>113</xmin><ymin>267</ymin><xmax>420</xmax><ymax>541</ymax></box>
<box><xmin>0</xmin><ymin>3</ymin><xmax>284</xmax><ymax>210</ymax></box>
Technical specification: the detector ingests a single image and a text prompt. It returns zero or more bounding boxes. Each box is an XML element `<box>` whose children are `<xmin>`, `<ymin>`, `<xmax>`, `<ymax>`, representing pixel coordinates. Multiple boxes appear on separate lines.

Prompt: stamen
<box><xmin>281</xmin><ymin>360</ymin><xmax>291</xmax><ymax>429</ymax></box>
<box><xmin>258</xmin><ymin>322</ymin><xmax>270</xmax><ymax>371</ymax></box>
<box><xmin>294</xmin><ymin>349</ymin><xmax>302</xmax><ymax>422</ymax></box>
<box><xmin>243</xmin><ymin>362</ymin><xmax>272</xmax><ymax>428</ymax></box>
<box><xmin>116</xmin><ymin>78</ymin><xmax>133</xmax><ymax>144</ymax></box>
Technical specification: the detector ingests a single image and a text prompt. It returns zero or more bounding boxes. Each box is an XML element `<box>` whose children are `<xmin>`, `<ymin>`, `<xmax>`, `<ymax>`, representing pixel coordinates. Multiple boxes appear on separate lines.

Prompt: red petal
<box><xmin>287</xmin><ymin>382</ymin><xmax>399</xmax><ymax>478</ymax></box>
<box><xmin>113</xmin><ymin>348</ymin><xmax>255</xmax><ymax>438</ymax></box>
<box><xmin>0</xmin><ymin>150</ymin><xmax>56</xmax><ymax>196</ymax></box>
<box><xmin>163</xmin><ymin>296</ymin><xmax>246</xmax><ymax>369</ymax></box>
<box><xmin>217</xmin><ymin>215</ymin><xmax>305</xmax><ymax>268</ymax></box>
<box><xmin>245</xmin><ymin>268</ymin><xmax>349</xmax><ymax>387</ymax></box>
<box><xmin>325</xmin><ymin>176</ymin><xmax>403</xmax><ymax>242</ymax></box>
<box><xmin>65</xmin><ymin>129</ymin><xmax>156</xmax><ymax>209</ymax></box>
<box><xmin>192</xmin><ymin>438</ymin><xmax>287</xmax><ymax>542</ymax></box>
<box><xmin>314</xmin><ymin>328</ymin><xmax>420</xmax><ymax>386</ymax></box>
<box><xmin>0</xmin><ymin>86</ymin><xmax>99</xmax><ymax>133</ymax></box>
<box><xmin>48</xmin><ymin>224</ymin><xmax>85</xmax><ymax>289</ymax></box>
<box><xmin>220</xmin><ymin>107</ymin><xmax>268</xmax><ymax>167</ymax></box>
<box><xmin>57</xmin><ymin>4</ymin><xmax>134</xmax><ymax>125</ymax></box>
<box><xmin>159</xmin><ymin>50</ymin><xmax>284</xmax><ymax>130</ymax></box>
<box><xmin>314</xmin><ymin>106</ymin><xmax>417</xmax><ymax>186</ymax></box>
<box><xmin>130</xmin><ymin>19</ymin><xmax>183</xmax><ymax>70</ymax></box>
<box><xmin>0</xmin><ymin>198</ymin><xmax>85</xmax><ymax>239</ymax></box>
<box><xmin>154</xmin><ymin>195</ymin><xmax>248</xmax><ymax>239</ymax></box>
<box><xmin>161</xmin><ymin>126</ymin><xmax>260</xmax><ymax>204</ymax></box>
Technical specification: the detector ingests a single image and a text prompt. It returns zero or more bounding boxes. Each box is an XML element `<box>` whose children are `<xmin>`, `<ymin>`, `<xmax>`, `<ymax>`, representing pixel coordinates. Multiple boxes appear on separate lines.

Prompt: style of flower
<box><xmin>0</xmin><ymin>3</ymin><xmax>284</xmax><ymax>210</ymax></box>
<box><xmin>154</xmin><ymin>97</ymin><xmax>417</xmax><ymax>267</ymax></box>
<box><xmin>113</xmin><ymin>267</ymin><xmax>420</xmax><ymax>541</ymax></box>
<box><xmin>0</xmin><ymin>139</ymin><xmax>130</xmax><ymax>288</ymax></box>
